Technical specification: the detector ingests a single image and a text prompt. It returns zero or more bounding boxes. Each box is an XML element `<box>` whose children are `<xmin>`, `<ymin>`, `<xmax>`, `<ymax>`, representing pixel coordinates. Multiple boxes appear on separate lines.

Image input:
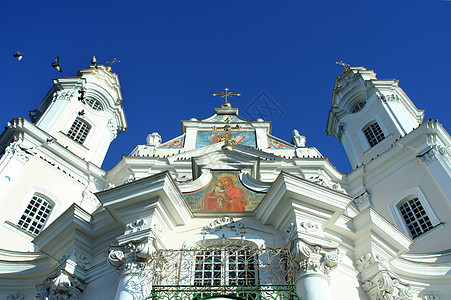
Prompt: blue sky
<box><xmin>1</xmin><ymin>0</ymin><xmax>450</xmax><ymax>173</ymax></box>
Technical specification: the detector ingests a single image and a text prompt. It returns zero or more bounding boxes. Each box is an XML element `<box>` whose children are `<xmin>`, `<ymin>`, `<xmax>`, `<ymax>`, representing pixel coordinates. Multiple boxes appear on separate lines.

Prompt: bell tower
<box><xmin>326</xmin><ymin>67</ymin><xmax>424</xmax><ymax>169</ymax></box>
<box><xmin>30</xmin><ymin>61</ymin><xmax>127</xmax><ymax>167</ymax></box>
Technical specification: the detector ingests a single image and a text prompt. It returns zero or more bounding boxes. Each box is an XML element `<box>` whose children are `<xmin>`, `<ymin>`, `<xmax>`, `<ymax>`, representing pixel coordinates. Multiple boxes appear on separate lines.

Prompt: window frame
<box><xmin>6</xmin><ymin>187</ymin><xmax>60</xmax><ymax>238</ymax></box>
<box><xmin>362</xmin><ymin>121</ymin><xmax>385</xmax><ymax>147</ymax></box>
<box><xmin>17</xmin><ymin>193</ymin><xmax>54</xmax><ymax>236</ymax></box>
<box><xmin>390</xmin><ymin>188</ymin><xmax>440</xmax><ymax>239</ymax></box>
<box><xmin>67</xmin><ymin>117</ymin><xmax>92</xmax><ymax>145</ymax></box>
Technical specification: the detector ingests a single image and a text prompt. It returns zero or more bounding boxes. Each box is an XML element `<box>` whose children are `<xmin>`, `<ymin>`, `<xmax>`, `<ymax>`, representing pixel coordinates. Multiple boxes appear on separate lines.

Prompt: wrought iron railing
<box><xmin>147</xmin><ymin>245</ymin><xmax>300</xmax><ymax>299</ymax></box>
<box><xmin>149</xmin><ymin>284</ymin><xmax>301</xmax><ymax>300</ymax></box>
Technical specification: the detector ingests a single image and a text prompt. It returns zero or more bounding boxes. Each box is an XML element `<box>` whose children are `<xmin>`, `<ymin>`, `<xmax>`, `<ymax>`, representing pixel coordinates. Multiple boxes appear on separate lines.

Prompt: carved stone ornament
<box><xmin>35</xmin><ymin>270</ymin><xmax>86</xmax><ymax>300</ymax></box>
<box><xmin>81</xmin><ymin>189</ymin><xmax>100</xmax><ymax>208</ymax></box>
<box><xmin>125</xmin><ymin>218</ymin><xmax>147</xmax><ymax>235</ymax></box>
<box><xmin>291</xmin><ymin>129</ymin><xmax>306</xmax><ymax>147</ymax></box>
<box><xmin>201</xmin><ymin>216</ymin><xmax>247</xmax><ymax>236</ymax></box>
<box><xmin>355</xmin><ymin>252</ymin><xmax>388</xmax><ymax>272</ymax></box>
<box><xmin>4</xmin><ymin>141</ymin><xmax>36</xmax><ymax>164</ymax></box>
<box><xmin>418</xmin><ymin>145</ymin><xmax>449</xmax><ymax>165</ymax></box>
<box><xmin>354</xmin><ymin>191</ymin><xmax>371</xmax><ymax>211</ymax></box>
<box><xmin>59</xmin><ymin>249</ymin><xmax>92</xmax><ymax>270</ymax></box>
<box><xmin>362</xmin><ymin>270</ymin><xmax>413</xmax><ymax>300</ymax></box>
<box><xmin>107</xmin><ymin>118</ymin><xmax>118</xmax><ymax>141</ymax></box>
<box><xmin>7</xmin><ymin>294</ymin><xmax>23</xmax><ymax>300</ymax></box>
<box><xmin>290</xmin><ymin>238</ymin><xmax>340</xmax><ymax>279</ymax></box>
<box><xmin>146</xmin><ymin>132</ymin><xmax>162</xmax><ymax>147</ymax></box>
<box><xmin>52</xmin><ymin>90</ymin><xmax>74</xmax><ymax>102</ymax></box>
<box><xmin>107</xmin><ymin>237</ymin><xmax>156</xmax><ymax>277</ymax></box>
<box><xmin>423</xmin><ymin>296</ymin><xmax>440</xmax><ymax>300</ymax></box>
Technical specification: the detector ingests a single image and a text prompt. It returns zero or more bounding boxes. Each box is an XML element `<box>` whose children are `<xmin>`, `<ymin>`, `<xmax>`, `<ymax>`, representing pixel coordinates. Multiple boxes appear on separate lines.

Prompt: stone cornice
<box><xmin>1</xmin><ymin>118</ymin><xmax>106</xmax><ymax>179</ymax></box>
<box><xmin>354</xmin><ymin>207</ymin><xmax>412</xmax><ymax>256</ymax></box>
<box><xmin>96</xmin><ymin>171</ymin><xmax>192</xmax><ymax>228</ymax></box>
<box><xmin>255</xmin><ymin>171</ymin><xmax>353</xmax><ymax>232</ymax></box>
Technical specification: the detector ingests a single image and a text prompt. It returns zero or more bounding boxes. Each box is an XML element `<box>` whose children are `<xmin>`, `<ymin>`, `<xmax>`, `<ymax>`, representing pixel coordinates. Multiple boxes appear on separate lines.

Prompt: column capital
<box><xmin>290</xmin><ymin>237</ymin><xmax>340</xmax><ymax>280</ymax></box>
<box><xmin>34</xmin><ymin>269</ymin><xmax>86</xmax><ymax>300</ymax></box>
<box><xmin>362</xmin><ymin>270</ymin><xmax>413</xmax><ymax>300</ymax></box>
<box><xmin>108</xmin><ymin>236</ymin><xmax>156</xmax><ymax>277</ymax></box>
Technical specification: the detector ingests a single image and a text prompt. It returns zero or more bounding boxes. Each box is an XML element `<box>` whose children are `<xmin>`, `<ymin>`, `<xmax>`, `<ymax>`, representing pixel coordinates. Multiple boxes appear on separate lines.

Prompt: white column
<box><xmin>108</xmin><ymin>237</ymin><xmax>155</xmax><ymax>300</ymax></box>
<box><xmin>291</xmin><ymin>238</ymin><xmax>339</xmax><ymax>300</ymax></box>
<box><xmin>114</xmin><ymin>262</ymin><xmax>152</xmax><ymax>300</ymax></box>
<box><xmin>296</xmin><ymin>273</ymin><xmax>331</xmax><ymax>300</ymax></box>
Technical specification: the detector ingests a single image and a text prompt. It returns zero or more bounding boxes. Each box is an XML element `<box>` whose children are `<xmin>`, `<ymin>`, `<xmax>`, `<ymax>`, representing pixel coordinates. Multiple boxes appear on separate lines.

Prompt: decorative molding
<box><xmin>418</xmin><ymin>145</ymin><xmax>449</xmax><ymax>165</ymax></box>
<box><xmin>290</xmin><ymin>238</ymin><xmax>340</xmax><ymax>279</ymax></box>
<box><xmin>201</xmin><ymin>216</ymin><xmax>247</xmax><ymax>236</ymax></box>
<box><xmin>354</xmin><ymin>191</ymin><xmax>371</xmax><ymax>211</ymax></box>
<box><xmin>35</xmin><ymin>269</ymin><xmax>86</xmax><ymax>300</ymax></box>
<box><xmin>59</xmin><ymin>249</ymin><xmax>92</xmax><ymax>270</ymax></box>
<box><xmin>362</xmin><ymin>270</ymin><xmax>413</xmax><ymax>300</ymax></box>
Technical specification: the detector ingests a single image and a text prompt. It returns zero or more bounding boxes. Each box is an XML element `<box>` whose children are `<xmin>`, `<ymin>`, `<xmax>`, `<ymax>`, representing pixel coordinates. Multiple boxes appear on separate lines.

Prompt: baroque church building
<box><xmin>0</xmin><ymin>63</ymin><xmax>449</xmax><ymax>300</ymax></box>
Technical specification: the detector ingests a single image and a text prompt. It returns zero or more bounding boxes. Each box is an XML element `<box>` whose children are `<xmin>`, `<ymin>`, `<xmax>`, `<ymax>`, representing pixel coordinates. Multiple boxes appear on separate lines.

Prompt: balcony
<box><xmin>147</xmin><ymin>245</ymin><xmax>301</xmax><ymax>299</ymax></box>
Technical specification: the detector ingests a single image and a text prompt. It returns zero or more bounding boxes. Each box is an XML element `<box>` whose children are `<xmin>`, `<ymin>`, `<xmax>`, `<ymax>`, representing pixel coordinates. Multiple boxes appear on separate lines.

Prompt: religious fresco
<box><xmin>268</xmin><ymin>136</ymin><xmax>294</xmax><ymax>149</ymax></box>
<box><xmin>183</xmin><ymin>170</ymin><xmax>265</xmax><ymax>212</ymax></box>
<box><xmin>158</xmin><ymin>135</ymin><xmax>185</xmax><ymax>149</ymax></box>
<box><xmin>196</xmin><ymin>131</ymin><xmax>256</xmax><ymax>148</ymax></box>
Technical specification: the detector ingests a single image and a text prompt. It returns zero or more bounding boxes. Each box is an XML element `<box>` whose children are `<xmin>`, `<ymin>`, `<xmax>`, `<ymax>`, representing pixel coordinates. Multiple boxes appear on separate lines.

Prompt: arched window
<box><xmin>351</xmin><ymin>101</ymin><xmax>366</xmax><ymax>113</ymax></box>
<box><xmin>17</xmin><ymin>193</ymin><xmax>53</xmax><ymax>235</ymax></box>
<box><xmin>363</xmin><ymin>122</ymin><xmax>385</xmax><ymax>147</ymax></box>
<box><xmin>67</xmin><ymin>117</ymin><xmax>91</xmax><ymax>144</ymax></box>
<box><xmin>85</xmin><ymin>98</ymin><xmax>103</xmax><ymax>111</ymax></box>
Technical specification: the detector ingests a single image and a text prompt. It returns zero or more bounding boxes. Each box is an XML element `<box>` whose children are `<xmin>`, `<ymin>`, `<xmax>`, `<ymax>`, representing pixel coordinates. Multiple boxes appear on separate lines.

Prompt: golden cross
<box><xmin>213</xmin><ymin>88</ymin><xmax>241</xmax><ymax>107</ymax></box>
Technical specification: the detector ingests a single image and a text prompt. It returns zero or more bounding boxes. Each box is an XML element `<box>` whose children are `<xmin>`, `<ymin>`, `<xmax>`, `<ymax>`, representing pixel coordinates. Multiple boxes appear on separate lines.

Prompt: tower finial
<box><xmin>336</xmin><ymin>61</ymin><xmax>351</xmax><ymax>73</ymax></box>
<box><xmin>106</xmin><ymin>58</ymin><xmax>120</xmax><ymax>72</ymax></box>
<box><xmin>213</xmin><ymin>88</ymin><xmax>241</xmax><ymax>107</ymax></box>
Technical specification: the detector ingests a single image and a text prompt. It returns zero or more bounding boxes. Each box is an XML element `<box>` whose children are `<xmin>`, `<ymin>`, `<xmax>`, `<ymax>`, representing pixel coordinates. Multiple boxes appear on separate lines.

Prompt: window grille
<box><xmin>399</xmin><ymin>197</ymin><xmax>434</xmax><ymax>238</ymax></box>
<box><xmin>194</xmin><ymin>248</ymin><xmax>257</xmax><ymax>287</ymax></box>
<box><xmin>363</xmin><ymin>122</ymin><xmax>385</xmax><ymax>147</ymax></box>
<box><xmin>18</xmin><ymin>194</ymin><xmax>53</xmax><ymax>235</ymax></box>
<box><xmin>351</xmin><ymin>101</ymin><xmax>366</xmax><ymax>113</ymax></box>
<box><xmin>86</xmin><ymin>98</ymin><xmax>103</xmax><ymax>111</ymax></box>
<box><xmin>67</xmin><ymin>118</ymin><xmax>91</xmax><ymax>144</ymax></box>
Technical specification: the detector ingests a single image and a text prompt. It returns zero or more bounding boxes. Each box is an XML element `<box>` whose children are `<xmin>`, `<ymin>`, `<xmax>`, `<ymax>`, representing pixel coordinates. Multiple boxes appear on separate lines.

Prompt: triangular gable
<box><xmin>157</xmin><ymin>134</ymin><xmax>185</xmax><ymax>149</ymax></box>
<box><xmin>267</xmin><ymin>134</ymin><xmax>294</xmax><ymax>149</ymax></box>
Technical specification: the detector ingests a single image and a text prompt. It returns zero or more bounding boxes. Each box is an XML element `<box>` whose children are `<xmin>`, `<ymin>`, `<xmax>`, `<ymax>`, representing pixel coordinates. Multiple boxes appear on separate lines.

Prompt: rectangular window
<box><xmin>363</xmin><ymin>122</ymin><xmax>385</xmax><ymax>147</ymax></box>
<box><xmin>399</xmin><ymin>198</ymin><xmax>433</xmax><ymax>238</ymax></box>
<box><xmin>67</xmin><ymin>118</ymin><xmax>91</xmax><ymax>144</ymax></box>
<box><xmin>194</xmin><ymin>248</ymin><xmax>258</xmax><ymax>287</ymax></box>
<box><xmin>18</xmin><ymin>195</ymin><xmax>53</xmax><ymax>235</ymax></box>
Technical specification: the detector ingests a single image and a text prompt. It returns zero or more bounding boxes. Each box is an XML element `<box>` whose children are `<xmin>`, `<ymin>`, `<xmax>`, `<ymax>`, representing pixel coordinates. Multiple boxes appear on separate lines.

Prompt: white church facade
<box><xmin>0</xmin><ymin>63</ymin><xmax>449</xmax><ymax>300</ymax></box>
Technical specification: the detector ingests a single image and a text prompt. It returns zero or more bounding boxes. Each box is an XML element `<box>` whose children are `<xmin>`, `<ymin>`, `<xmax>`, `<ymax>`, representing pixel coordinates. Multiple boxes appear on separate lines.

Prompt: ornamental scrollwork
<box><xmin>362</xmin><ymin>270</ymin><xmax>413</xmax><ymax>300</ymax></box>
<box><xmin>201</xmin><ymin>216</ymin><xmax>247</xmax><ymax>236</ymax></box>
<box><xmin>35</xmin><ymin>269</ymin><xmax>86</xmax><ymax>300</ymax></box>
<box><xmin>355</xmin><ymin>252</ymin><xmax>388</xmax><ymax>272</ymax></box>
<box><xmin>107</xmin><ymin>237</ymin><xmax>156</xmax><ymax>277</ymax></box>
<box><xmin>290</xmin><ymin>238</ymin><xmax>340</xmax><ymax>279</ymax></box>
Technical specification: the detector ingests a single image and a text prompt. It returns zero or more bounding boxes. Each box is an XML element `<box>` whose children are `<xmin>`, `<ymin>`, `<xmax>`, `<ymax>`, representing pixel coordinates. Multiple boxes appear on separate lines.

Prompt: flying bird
<box><xmin>52</xmin><ymin>56</ymin><xmax>62</xmax><ymax>72</ymax></box>
<box><xmin>13</xmin><ymin>51</ymin><xmax>23</xmax><ymax>61</ymax></box>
